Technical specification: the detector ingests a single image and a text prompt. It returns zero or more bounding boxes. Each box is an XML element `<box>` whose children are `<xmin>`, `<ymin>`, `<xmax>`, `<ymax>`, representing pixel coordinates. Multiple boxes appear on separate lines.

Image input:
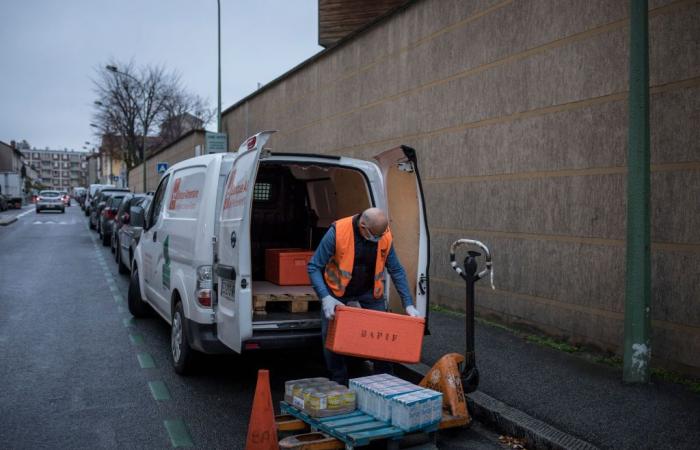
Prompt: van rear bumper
<box><xmin>186</xmin><ymin>319</ymin><xmax>233</xmax><ymax>354</ymax></box>
<box><xmin>186</xmin><ymin>320</ymin><xmax>322</xmax><ymax>354</ymax></box>
<box><xmin>243</xmin><ymin>330</ymin><xmax>321</xmax><ymax>351</ymax></box>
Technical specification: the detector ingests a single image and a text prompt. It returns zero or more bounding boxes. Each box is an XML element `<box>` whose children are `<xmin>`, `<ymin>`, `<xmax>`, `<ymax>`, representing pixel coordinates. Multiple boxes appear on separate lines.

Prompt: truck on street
<box><xmin>128</xmin><ymin>131</ymin><xmax>430</xmax><ymax>375</ymax></box>
<box><xmin>0</xmin><ymin>172</ymin><xmax>23</xmax><ymax>209</ymax></box>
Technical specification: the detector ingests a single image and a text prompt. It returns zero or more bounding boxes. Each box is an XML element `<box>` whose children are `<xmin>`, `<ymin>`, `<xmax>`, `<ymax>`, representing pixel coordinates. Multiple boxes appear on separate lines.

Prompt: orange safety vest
<box><xmin>324</xmin><ymin>216</ymin><xmax>393</xmax><ymax>299</ymax></box>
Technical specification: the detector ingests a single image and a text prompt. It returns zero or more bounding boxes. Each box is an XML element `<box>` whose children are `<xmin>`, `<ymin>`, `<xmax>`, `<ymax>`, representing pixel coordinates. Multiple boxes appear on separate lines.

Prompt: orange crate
<box><xmin>265</xmin><ymin>248</ymin><xmax>314</xmax><ymax>286</ymax></box>
<box><xmin>326</xmin><ymin>306</ymin><xmax>425</xmax><ymax>363</ymax></box>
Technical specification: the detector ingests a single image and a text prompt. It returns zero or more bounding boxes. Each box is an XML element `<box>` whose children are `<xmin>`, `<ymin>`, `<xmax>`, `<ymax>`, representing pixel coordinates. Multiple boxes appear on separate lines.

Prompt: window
<box><xmin>148</xmin><ymin>175</ymin><xmax>170</xmax><ymax>229</ymax></box>
<box><xmin>253</xmin><ymin>182</ymin><xmax>272</xmax><ymax>201</ymax></box>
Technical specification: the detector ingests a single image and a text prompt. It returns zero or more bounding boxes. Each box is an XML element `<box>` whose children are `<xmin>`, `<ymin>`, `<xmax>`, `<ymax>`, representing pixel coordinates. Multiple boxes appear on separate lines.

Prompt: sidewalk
<box><xmin>418</xmin><ymin>309</ymin><xmax>700</xmax><ymax>449</ymax></box>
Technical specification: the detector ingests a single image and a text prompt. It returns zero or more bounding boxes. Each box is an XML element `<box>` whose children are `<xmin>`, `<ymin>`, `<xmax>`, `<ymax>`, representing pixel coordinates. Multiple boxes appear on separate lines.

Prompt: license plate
<box><xmin>221</xmin><ymin>278</ymin><xmax>235</xmax><ymax>300</ymax></box>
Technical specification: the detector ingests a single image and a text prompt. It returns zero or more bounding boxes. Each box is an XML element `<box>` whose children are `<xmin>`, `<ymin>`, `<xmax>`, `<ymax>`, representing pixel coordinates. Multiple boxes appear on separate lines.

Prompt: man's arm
<box><xmin>385</xmin><ymin>245</ymin><xmax>414</xmax><ymax>308</ymax></box>
<box><xmin>307</xmin><ymin>225</ymin><xmax>336</xmax><ymax>299</ymax></box>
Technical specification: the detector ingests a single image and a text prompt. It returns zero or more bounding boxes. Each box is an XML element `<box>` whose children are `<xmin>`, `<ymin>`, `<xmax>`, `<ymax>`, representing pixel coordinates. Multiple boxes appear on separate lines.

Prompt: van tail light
<box><xmin>196</xmin><ymin>265</ymin><xmax>214</xmax><ymax>308</ymax></box>
<box><xmin>197</xmin><ymin>289</ymin><xmax>212</xmax><ymax>307</ymax></box>
<box><xmin>103</xmin><ymin>208</ymin><xmax>117</xmax><ymax>220</ymax></box>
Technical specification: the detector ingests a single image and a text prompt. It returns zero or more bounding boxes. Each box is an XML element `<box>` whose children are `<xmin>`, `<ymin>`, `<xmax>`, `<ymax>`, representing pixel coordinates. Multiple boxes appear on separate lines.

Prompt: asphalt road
<box><xmin>0</xmin><ymin>206</ymin><xmax>504</xmax><ymax>449</ymax></box>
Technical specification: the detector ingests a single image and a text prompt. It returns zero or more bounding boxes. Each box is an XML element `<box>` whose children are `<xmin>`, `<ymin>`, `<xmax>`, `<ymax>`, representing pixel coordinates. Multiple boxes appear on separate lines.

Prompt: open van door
<box><xmin>374</xmin><ymin>145</ymin><xmax>430</xmax><ymax>329</ymax></box>
<box><xmin>216</xmin><ymin>131</ymin><xmax>276</xmax><ymax>352</ymax></box>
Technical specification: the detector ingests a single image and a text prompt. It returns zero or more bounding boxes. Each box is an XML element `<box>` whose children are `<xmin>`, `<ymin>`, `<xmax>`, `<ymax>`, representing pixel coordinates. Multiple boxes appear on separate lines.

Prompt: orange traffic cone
<box><xmin>245</xmin><ymin>369</ymin><xmax>280</xmax><ymax>450</ymax></box>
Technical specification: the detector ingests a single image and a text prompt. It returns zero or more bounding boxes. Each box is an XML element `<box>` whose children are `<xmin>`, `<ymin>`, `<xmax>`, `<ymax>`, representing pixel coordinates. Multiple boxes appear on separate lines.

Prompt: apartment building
<box><xmin>22</xmin><ymin>148</ymin><xmax>88</xmax><ymax>189</ymax></box>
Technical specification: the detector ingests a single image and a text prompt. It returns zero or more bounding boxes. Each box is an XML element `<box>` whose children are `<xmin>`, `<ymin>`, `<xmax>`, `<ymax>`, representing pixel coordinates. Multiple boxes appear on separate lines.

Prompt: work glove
<box><xmin>322</xmin><ymin>296</ymin><xmax>343</xmax><ymax>320</ymax></box>
<box><xmin>405</xmin><ymin>305</ymin><xmax>420</xmax><ymax>317</ymax></box>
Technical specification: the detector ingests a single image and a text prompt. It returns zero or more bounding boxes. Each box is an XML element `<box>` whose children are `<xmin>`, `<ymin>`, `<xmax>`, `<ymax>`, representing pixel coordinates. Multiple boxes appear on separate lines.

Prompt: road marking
<box><xmin>129</xmin><ymin>334</ymin><xmax>144</xmax><ymax>345</ymax></box>
<box><xmin>148</xmin><ymin>381</ymin><xmax>172</xmax><ymax>401</ymax></box>
<box><xmin>137</xmin><ymin>353</ymin><xmax>156</xmax><ymax>369</ymax></box>
<box><xmin>117</xmin><ymin>306</ymin><xmax>125</xmax><ymax>313</ymax></box>
<box><xmin>123</xmin><ymin>318</ymin><xmax>134</xmax><ymax>327</ymax></box>
<box><xmin>16</xmin><ymin>209</ymin><xmax>34</xmax><ymax>219</ymax></box>
<box><xmin>164</xmin><ymin>419</ymin><xmax>194</xmax><ymax>448</ymax></box>
<box><xmin>114</xmin><ymin>295</ymin><xmax>124</xmax><ymax>303</ymax></box>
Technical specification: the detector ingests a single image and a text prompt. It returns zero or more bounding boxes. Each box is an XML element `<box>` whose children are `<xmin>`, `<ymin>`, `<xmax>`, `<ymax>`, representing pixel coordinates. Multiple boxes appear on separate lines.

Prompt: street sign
<box><xmin>156</xmin><ymin>162</ymin><xmax>168</xmax><ymax>174</ymax></box>
<box><xmin>206</xmin><ymin>132</ymin><xmax>228</xmax><ymax>153</ymax></box>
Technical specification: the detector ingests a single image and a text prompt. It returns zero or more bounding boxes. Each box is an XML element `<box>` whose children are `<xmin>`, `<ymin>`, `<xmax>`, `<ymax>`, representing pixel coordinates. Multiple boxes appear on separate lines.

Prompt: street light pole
<box><xmin>217</xmin><ymin>0</ymin><xmax>222</xmax><ymax>133</ymax></box>
<box><xmin>105</xmin><ymin>65</ymin><xmax>148</xmax><ymax>193</ymax></box>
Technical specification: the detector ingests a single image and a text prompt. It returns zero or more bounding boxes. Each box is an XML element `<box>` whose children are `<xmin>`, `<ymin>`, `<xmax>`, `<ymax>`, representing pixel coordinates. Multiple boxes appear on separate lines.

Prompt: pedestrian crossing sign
<box><xmin>157</xmin><ymin>162</ymin><xmax>168</xmax><ymax>174</ymax></box>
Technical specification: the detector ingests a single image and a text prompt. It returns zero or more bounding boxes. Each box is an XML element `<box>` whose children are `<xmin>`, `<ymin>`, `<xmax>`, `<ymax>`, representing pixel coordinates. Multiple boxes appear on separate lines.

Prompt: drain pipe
<box><xmin>623</xmin><ymin>0</ymin><xmax>651</xmax><ymax>383</ymax></box>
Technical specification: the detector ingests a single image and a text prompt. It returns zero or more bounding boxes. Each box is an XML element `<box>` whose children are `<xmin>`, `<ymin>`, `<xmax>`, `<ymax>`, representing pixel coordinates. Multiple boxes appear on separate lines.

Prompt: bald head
<box><xmin>360</xmin><ymin>208</ymin><xmax>389</xmax><ymax>236</ymax></box>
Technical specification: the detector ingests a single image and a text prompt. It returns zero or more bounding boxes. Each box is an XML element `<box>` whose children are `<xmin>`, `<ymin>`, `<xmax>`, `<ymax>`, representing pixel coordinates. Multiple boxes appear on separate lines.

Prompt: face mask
<box><xmin>364</xmin><ymin>234</ymin><xmax>381</xmax><ymax>243</ymax></box>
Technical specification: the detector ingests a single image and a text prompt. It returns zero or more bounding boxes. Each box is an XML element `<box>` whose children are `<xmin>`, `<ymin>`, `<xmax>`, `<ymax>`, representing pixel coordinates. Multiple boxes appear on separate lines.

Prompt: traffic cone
<box><xmin>245</xmin><ymin>369</ymin><xmax>279</xmax><ymax>450</ymax></box>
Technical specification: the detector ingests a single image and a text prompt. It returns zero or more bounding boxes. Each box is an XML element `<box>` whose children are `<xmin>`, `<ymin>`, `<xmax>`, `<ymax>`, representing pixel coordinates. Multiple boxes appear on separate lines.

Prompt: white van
<box><xmin>128</xmin><ymin>131</ymin><xmax>430</xmax><ymax>374</ymax></box>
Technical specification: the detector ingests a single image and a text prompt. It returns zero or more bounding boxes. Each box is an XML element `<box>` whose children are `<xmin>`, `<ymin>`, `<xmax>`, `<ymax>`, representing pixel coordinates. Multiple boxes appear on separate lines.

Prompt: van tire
<box><xmin>128</xmin><ymin>266</ymin><xmax>150</xmax><ymax>317</ymax></box>
<box><xmin>171</xmin><ymin>301</ymin><xmax>196</xmax><ymax>375</ymax></box>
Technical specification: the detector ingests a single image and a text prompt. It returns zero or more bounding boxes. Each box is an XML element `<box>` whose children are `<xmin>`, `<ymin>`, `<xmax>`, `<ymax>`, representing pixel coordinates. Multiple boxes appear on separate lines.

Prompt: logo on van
<box><xmin>162</xmin><ymin>235</ymin><xmax>171</xmax><ymax>290</ymax></box>
<box><xmin>168</xmin><ymin>177</ymin><xmax>200</xmax><ymax>210</ymax></box>
<box><xmin>223</xmin><ymin>169</ymin><xmax>250</xmax><ymax>210</ymax></box>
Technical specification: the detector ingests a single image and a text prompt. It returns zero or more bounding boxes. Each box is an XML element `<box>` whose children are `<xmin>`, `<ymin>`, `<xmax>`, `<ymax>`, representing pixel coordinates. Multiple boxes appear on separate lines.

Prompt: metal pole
<box><xmin>623</xmin><ymin>0</ymin><xmax>651</xmax><ymax>383</ymax></box>
<box><xmin>217</xmin><ymin>0</ymin><xmax>222</xmax><ymax>133</ymax></box>
<box><xmin>142</xmin><ymin>134</ymin><xmax>147</xmax><ymax>193</ymax></box>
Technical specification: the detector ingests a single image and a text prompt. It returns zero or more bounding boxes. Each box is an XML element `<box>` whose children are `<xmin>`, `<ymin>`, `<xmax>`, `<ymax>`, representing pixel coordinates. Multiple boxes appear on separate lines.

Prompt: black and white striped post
<box><xmin>449</xmin><ymin>239</ymin><xmax>494</xmax><ymax>393</ymax></box>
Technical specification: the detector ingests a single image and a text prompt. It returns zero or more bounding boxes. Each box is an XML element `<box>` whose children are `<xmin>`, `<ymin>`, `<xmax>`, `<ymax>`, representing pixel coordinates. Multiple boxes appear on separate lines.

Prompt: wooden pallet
<box><xmin>253</xmin><ymin>292</ymin><xmax>318</xmax><ymax>314</ymax></box>
<box><xmin>252</xmin><ymin>281</ymin><xmax>318</xmax><ymax>315</ymax></box>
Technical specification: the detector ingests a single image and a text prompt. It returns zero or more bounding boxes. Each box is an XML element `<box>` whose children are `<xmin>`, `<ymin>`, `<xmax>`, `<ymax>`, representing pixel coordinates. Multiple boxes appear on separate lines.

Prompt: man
<box><xmin>307</xmin><ymin>207</ymin><xmax>419</xmax><ymax>384</ymax></box>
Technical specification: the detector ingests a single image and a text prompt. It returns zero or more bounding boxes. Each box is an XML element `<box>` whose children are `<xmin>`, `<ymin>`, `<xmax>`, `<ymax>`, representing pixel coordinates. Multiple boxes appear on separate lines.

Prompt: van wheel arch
<box><xmin>171</xmin><ymin>292</ymin><xmax>197</xmax><ymax>375</ymax></box>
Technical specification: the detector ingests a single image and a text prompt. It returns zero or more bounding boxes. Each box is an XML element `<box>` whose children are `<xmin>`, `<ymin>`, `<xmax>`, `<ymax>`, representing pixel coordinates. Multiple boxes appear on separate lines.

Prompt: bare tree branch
<box><xmin>91</xmin><ymin>60</ymin><xmax>212</xmax><ymax>172</ymax></box>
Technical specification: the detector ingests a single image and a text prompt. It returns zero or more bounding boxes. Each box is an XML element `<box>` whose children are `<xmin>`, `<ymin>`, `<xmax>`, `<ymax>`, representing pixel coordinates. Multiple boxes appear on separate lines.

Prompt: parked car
<box><xmin>73</xmin><ymin>187</ymin><xmax>87</xmax><ymax>209</ymax></box>
<box><xmin>89</xmin><ymin>187</ymin><xmax>128</xmax><ymax>230</ymax></box>
<box><xmin>115</xmin><ymin>194</ymin><xmax>152</xmax><ymax>275</ymax></box>
<box><xmin>128</xmin><ymin>131</ymin><xmax>430</xmax><ymax>374</ymax></box>
<box><xmin>35</xmin><ymin>190</ymin><xmax>65</xmax><ymax>213</ymax></box>
<box><xmin>85</xmin><ymin>184</ymin><xmax>113</xmax><ymax>217</ymax></box>
<box><xmin>99</xmin><ymin>192</ymin><xmax>128</xmax><ymax>246</ymax></box>
<box><xmin>59</xmin><ymin>191</ymin><xmax>71</xmax><ymax>206</ymax></box>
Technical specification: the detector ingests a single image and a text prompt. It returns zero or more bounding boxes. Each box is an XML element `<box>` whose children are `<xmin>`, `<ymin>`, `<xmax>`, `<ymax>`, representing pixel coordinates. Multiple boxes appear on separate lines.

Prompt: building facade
<box><xmin>22</xmin><ymin>148</ymin><xmax>88</xmax><ymax>190</ymax></box>
<box><xmin>128</xmin><ymin>129</ymin><xmax>206</xmax><ymax>193</ymax></box>
<box><xmin>219</xmin><ymin>0</ymin><xmax>700</xmax><ymax>374</ymax></box>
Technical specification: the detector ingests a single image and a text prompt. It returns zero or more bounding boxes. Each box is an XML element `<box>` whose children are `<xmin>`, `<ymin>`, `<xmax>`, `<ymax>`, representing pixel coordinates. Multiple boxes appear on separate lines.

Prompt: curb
<box><xmin>396</xmin><ymin>363</ymin><xmax>599</xmax><ymax>450</ymax></box>
<box><xmin>0</xmin><ymin>217</ymin><xmax>17</xmax><ymax>226</ymax></box>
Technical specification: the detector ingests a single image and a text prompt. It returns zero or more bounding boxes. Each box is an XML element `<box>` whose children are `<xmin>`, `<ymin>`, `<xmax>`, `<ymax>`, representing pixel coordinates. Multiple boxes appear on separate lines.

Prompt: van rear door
<box><xmin>215</xmin><ymin>131</ymin><xmax>275</xmax><ymax>352</ymax></box>
<box><xmin>374</xmin><ymin>146</ymin><xmax>430</xmax><ymax>322</ymax></box>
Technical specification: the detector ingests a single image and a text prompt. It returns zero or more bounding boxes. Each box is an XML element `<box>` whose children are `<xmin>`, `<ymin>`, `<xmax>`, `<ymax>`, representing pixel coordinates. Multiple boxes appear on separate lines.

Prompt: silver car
<box><xmin>35</xmin><ymin>190</ymin><xmax>65</xmax><ymax>213</ymax></box>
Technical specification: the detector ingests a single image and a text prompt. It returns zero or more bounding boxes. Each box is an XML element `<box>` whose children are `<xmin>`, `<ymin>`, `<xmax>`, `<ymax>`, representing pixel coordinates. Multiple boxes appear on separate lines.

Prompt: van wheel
<box><xmin>171</xmin><ymin>302</ymin><xmax>196</xmax><ymax>375</ymax></box>
<box><xmin>127</xmin><ymin>266</ymin><xmax>150</xmax><ymax>317</ymax></box>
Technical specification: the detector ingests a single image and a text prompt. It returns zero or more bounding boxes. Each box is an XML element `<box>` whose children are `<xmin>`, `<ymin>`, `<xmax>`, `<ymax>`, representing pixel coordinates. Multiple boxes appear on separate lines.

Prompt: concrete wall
<box><xmin>128</xmin><ymin>131</ymin><xmax>205</xmax><ymax>193</ymax></box>
<box><xmin>221</xmin><ymin>0</ymin><xmax>700</xmax><ymax>373</ymax></box>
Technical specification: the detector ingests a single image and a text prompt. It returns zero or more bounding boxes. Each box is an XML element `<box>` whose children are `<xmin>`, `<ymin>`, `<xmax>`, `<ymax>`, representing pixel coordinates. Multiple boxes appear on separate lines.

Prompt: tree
<box><xmin>92</xmin><ymin>61</ymin><xmax>213</xmax><ymax>171</ymax></box>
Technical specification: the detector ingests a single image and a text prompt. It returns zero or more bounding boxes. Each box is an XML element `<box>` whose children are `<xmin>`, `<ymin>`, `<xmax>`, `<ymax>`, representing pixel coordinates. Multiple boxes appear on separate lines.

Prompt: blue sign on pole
<box><xmin>156</xmin><ymin>162</ymin><xmax>168</xmax><ymax>175</ymax></box>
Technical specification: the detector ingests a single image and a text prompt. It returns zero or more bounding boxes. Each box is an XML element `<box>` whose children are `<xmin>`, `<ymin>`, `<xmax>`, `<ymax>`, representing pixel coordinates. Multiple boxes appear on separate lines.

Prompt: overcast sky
<box><xmin>0</xmin><ymin>0</ymin><xmax>322</xmax><ymax>153</ymax></box>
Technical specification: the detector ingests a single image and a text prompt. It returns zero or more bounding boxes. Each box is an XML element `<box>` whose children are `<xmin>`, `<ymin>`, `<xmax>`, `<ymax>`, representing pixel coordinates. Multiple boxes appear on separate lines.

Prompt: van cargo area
<box><xmin>250</xmin><ymin>161</ymin><xmax>372</xmax><ymax>323</ymax></box>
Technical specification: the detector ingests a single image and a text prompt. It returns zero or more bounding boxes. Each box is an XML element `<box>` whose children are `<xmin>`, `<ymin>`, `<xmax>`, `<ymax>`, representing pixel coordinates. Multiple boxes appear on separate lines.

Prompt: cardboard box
<box><xmin>326</xmin><ymin>306</ymin><xmax>425</xmax><ymax>363</ymax></box>
<box><xmin>265</xmin><ymin>248</ymin><xmax>314</xmax><ymax>285</ymax></box>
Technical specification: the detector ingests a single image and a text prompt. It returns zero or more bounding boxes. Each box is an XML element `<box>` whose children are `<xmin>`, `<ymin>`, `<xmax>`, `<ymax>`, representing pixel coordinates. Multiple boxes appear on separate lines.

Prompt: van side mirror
<box><xmin>130</xmin><ymin>205</ymin><xmax>146</xmax><ymax>228</ymax></box>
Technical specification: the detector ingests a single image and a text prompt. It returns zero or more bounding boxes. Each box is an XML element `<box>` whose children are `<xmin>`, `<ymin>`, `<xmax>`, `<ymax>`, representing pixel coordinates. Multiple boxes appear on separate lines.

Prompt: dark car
<box><xmin>89</xmin><ymin>188</ymin><xmax>129</xmax><ymax>230</ymax></box>
<box><xmin>99</xmin><ymin>193</ymin><xmax>128</xmax><ymax>246</ymax></box>
<box><xmin>115</xmin><ymin>194</ymin><xmax>152</xmax><ymax>275</ymax></box>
